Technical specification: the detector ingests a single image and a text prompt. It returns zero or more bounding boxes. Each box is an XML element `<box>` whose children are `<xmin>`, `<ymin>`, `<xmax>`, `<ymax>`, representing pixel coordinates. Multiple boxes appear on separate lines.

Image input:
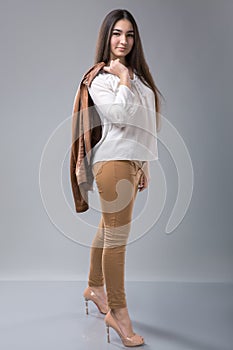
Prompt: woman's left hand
<box><xmin>138</xmin><ymin>174</ymin><xmax>148</xmax><ymax>192</ymax></box>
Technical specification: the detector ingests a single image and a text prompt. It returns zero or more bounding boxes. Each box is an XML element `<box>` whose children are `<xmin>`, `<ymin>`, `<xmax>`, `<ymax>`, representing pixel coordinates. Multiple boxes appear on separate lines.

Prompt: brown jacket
<box><xmin>70</xmin><ymin>62</ymin><xmax>105</xmax><ymax>212</ymax></box>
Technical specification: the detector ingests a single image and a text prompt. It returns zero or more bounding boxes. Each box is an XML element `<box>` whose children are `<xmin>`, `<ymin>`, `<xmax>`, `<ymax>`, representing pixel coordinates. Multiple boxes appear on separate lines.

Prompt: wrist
<box><xmin>119</xmin><ymin>71</ymin><xmax>131</xmax><ymax>88</ymax></box>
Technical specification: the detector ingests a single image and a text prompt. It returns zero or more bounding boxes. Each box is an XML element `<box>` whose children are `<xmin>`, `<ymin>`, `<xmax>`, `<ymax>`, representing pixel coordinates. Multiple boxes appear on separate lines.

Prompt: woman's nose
<box><xmin>120</xmin><ymin>35</ymin><xmax>127</xmax><ymax>45</ymax></box>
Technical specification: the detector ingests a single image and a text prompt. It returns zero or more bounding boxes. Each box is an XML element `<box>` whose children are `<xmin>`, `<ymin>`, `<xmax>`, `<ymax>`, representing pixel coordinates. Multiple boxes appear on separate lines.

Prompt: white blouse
<box><xmin>88</xmin><ymin>71</ymin><xmax>158</xmax><ymax>180</ymax></box>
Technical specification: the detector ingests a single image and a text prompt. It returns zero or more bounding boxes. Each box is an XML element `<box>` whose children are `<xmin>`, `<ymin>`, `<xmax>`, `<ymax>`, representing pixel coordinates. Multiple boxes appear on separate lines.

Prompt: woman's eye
<box><xmin>112</xmin><ymin>32</ymin><xmax>134</xmax><ymax>38</ymax></box>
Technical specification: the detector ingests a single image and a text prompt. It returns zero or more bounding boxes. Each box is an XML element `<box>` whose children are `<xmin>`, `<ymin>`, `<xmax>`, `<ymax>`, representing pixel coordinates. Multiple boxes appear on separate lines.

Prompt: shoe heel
<box><xmin>106</xmin><ymin>324</ymin><xmax>110</xmax><ymax>343</ymax></box>
<box><xmin>85</xmin><ymin>298</ymin><xmax>89</xmax><ymax>315</ymax></box>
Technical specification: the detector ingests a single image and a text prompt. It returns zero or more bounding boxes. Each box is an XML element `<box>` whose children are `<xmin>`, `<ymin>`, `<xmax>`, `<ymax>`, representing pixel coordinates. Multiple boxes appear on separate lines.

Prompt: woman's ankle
<box><xmin>88</xmin><ymin>285</ymin><xmax>106</xmax><ymax>297</ymax></box>
<box><xmin>112</xmin><ymin>307</ymin><xmax>129</xmax><ymax>318</ymax></box>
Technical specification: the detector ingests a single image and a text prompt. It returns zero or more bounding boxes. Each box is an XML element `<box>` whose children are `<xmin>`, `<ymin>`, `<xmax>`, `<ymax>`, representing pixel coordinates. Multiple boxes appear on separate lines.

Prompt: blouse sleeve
<box><xmin>88</xmin><ymin>73</ymin><xmax>138</xmax><ymax>128</ymax></box>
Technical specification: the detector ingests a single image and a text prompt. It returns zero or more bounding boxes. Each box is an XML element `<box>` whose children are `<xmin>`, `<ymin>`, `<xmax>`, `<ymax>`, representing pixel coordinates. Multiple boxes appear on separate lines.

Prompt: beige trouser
<box><xmin>88</xmin><ymin>160</ymin><xmax>144</xmax><ymax>309</ymax></box>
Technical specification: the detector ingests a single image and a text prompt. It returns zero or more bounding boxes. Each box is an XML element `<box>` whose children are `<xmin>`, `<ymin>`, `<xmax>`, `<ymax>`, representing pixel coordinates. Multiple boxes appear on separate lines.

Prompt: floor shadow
<box><xmin>132</xmin><ymin>320</ymin><xmax>223</xmax><ymax>350</ymax></box>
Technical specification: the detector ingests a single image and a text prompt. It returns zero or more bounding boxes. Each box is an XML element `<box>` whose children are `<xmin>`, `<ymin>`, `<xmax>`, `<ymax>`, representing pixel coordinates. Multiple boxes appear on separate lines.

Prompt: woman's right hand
<box><xmin>103</xmin><ymin>59</ymin><xmax>130</xmax><ymax>81</ymax></box>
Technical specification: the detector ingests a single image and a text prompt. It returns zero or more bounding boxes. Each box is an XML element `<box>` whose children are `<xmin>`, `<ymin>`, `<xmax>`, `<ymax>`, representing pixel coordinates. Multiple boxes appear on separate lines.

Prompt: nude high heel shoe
<box><xmin>105</xmin><ymin>310</ymin><xmax>144</xmax><ymax>347</ymax></box>
<box><xmin>83</xmin><ymin>287</ymin><xmax>109</xmax><ymax>315</ymax></box>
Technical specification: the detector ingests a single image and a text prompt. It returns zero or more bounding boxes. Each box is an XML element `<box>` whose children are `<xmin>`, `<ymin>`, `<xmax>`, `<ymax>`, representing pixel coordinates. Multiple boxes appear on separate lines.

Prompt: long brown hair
<box><xmin>94</xmin><ymin>9</ymin><xmax>164</xmax><ymax>131</ymax></box>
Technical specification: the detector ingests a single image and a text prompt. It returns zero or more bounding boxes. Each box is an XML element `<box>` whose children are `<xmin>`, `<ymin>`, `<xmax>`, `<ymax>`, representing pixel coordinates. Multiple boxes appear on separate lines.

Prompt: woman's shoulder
<box><xmin>90</xmin><ymin>70</ymin><xmax>118</xmax><ymax>90</ymax></box>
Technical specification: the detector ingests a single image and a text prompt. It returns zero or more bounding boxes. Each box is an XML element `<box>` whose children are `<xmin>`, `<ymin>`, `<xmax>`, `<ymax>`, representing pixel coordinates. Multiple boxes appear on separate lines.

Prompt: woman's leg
<box><xmin>86</xmin><ymin>160</ymin><xmax>143</xmax><ymax>337</ymax></box>
<box><xmin>88</xmin><ymin>216</ymin><xmax>105</xmax><ymax>287</ymax></box>
<box><xmin>84</xmin><ymin>215</ymin><xmax>108</xmax><ymax>313</ymax></box>
<box><xmin>94</xmin><ymin>160</ymin><xmax>141</xmax><ymax>309</ymax></box>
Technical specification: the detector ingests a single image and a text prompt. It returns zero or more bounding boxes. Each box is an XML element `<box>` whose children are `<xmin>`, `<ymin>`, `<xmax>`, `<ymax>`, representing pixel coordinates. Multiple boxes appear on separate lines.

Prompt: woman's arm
<box><xmin>141</xmin><ymin>161</ymin><xmax>150</xmax><ymax>182</ymax></box>
<box><xmin>88</xmin><ymin>61</ymin><xmax>138</xmax><ymax>128</ymax></box>
<box><xmin>138</xmin><ymin>161</ymin><xmax>150</xmax><ymax>192</ymax></box>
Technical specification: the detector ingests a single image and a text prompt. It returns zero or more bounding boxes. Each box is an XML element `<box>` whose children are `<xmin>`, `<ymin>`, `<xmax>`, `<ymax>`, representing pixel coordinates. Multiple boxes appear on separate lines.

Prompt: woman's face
<box><xmin>110</xmin><ymin>19</ymin><xmax>134</xmax><ymax>62</ymax></box>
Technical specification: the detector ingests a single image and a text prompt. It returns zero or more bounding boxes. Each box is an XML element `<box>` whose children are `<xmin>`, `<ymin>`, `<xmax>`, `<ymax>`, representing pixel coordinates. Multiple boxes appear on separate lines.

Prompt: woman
<box><xmin>81</xmin><ymin>9</ymin><xmax>163</xmax><ymax>347</ymax></box>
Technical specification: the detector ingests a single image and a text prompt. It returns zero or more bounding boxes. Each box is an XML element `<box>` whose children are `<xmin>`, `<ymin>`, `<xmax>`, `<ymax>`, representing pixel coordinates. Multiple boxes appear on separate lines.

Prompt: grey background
<box><xmin>0</xmin><ymin>0</ymin><xmax>232</xmax><ymax>282</ymax></box>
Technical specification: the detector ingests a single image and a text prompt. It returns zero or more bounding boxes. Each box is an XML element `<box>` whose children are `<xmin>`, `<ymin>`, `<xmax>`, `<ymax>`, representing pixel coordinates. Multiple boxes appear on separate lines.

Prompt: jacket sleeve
<box><xmin>88</xmin><ymin>74</ymin><xmax>138</xmax><ymax>128</ymax></box>
<box><xmin>70</xmin><ymin>88</ymin><xmax>90</xmax><ymax>212</ymax></box>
